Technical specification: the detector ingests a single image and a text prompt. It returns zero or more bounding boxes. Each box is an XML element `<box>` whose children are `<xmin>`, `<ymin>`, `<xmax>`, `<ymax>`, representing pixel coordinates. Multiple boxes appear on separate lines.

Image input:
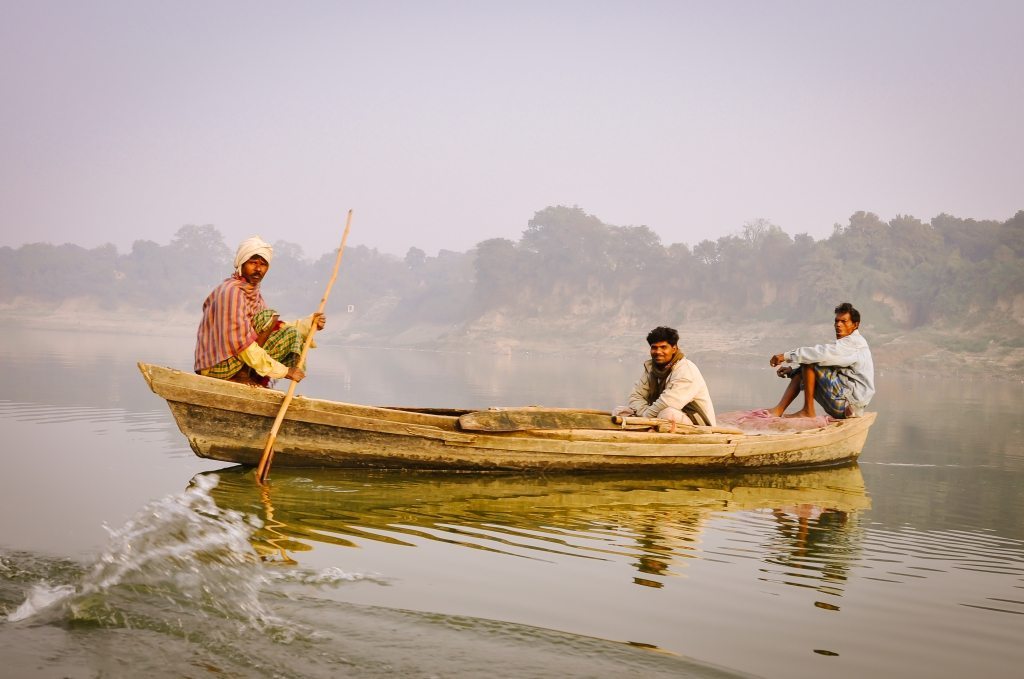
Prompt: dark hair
<box><xmin>646</xmin><ymin>326</ymin><xmax>679</xmax><ymax>346</ymax></box>
<box><xmin>834</xmin><ymin>302</ymin><xmax>860</xmax><ymax>324</ymax></box>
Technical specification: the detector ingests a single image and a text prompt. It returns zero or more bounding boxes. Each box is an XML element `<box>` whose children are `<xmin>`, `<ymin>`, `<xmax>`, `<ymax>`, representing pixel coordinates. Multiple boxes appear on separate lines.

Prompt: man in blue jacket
<box><xmin>766</xmin><ymin>302</ymin><xmax>875</xmax><ymax>418</ymax></box>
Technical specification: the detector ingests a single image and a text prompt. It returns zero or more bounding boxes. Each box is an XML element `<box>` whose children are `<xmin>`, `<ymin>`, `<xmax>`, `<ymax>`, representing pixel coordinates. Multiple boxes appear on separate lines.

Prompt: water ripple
<box><xmin>0</xmin><ymin>399</ymin><xmax>168</xmax><ymax>430</ymax></box>
<box><xmin>200</xmin><ymin>466</ymin><xmax>876</xmax><ymax>595</ymax></box>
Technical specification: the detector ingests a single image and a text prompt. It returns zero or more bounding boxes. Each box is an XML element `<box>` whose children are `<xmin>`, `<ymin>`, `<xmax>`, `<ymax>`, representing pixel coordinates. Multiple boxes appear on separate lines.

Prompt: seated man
<box><xmin>194</xmin><ymin>236</ymin><xmax>325</xmax><ymax>386</ymax></box>
<box><xmin>767</xmin><ymin>301</ymin><xmax>874</xmax><ymax>418</ymax></box>
<box><xmin>615</xmin><ymin>326</ymin><xmax>717</xmax><ymax>426</ymax></box>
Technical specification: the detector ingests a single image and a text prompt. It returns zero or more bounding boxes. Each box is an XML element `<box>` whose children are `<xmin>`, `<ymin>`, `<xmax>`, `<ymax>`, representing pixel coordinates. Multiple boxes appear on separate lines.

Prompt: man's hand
<box><xmin>312</xmin><ymin>313</ymin><xmax>326</xmax><ymax>331</ymax></box>
<box><xmin>769</xmin><ymin>353</ymin><xmax>786</xmax><ymax>367</ymax></box>
<box><xmin>776</xmin><ymin>365</ymin><xmax>795</xmax><ymax>379</ymax></box>
<box><xmin>285</xmin><ymin>366</ymin><xmax>306</xmax><ymax>382</ymax></box>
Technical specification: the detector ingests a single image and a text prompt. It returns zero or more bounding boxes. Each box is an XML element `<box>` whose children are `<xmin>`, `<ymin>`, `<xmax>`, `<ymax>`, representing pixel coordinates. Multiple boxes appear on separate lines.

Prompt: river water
<box><xmin>1</xmin><ymin>327</ymin><xmax>1022</xmax><ymax>678</ymax></box>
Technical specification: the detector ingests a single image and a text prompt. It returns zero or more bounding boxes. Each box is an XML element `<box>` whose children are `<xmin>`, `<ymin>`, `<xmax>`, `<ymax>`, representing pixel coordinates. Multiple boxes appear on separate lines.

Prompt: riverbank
<box><xmin>3</xmin><ymin>299</ymin><xmax>1022</xmax><ymax>380</ymax></box>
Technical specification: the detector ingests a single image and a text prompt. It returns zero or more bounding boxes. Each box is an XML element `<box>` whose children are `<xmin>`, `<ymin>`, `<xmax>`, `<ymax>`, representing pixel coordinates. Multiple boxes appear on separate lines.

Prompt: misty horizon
<box><xmin>2</xmin><ymin>2</ymin><xmax>1022</xmax><ymax>259</ymax></box>
<box><xmin>3</xmin><ymin>204</ymin><xmax>1021</xmax><ymax>262</ymax></box>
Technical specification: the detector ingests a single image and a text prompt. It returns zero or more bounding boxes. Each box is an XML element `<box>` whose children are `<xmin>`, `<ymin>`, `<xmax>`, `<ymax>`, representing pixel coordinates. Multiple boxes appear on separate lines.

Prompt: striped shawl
<box><xmin>194</xmin><ymin>275</ymin><xmax>268</xmax><ymax>372</ymax></box>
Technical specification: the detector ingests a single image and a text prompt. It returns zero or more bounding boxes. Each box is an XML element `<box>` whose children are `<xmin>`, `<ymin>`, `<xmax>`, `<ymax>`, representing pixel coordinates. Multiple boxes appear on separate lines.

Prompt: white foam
<box><xmin>271</xmin><ymin>565</ymin><xmax>386</xmax><ymax>586</ymax></box>
<box><xmin>7</xmin><ymin>583</ymin><xmax>76</xmax><ymax>622</ymax></box>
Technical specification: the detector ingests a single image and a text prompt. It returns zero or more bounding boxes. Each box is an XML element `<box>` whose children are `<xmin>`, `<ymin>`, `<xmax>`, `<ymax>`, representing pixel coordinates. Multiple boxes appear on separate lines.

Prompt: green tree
<box><xmin>404</xmin><ymin>247</ymin><xmax>427</xmax><ymax>269</ymax></box>
<box><xmin>521</xmin><ymin>206</ymin><xmax>613</xmax><ymax>293</ymax></box>
<box><xmin>932</xmin><ymin>213</ymin><xmax>1000</xmax><ymax>262</ymax></box>
<box><xmin>472</xmin><ymin>238</ymin><xmax>521</xmax><ymax>312</ymax></box>
<box><xmin>998</xmin><ymin>210</ymin><xmax>1024</xmax><ymax>257</ymax></box>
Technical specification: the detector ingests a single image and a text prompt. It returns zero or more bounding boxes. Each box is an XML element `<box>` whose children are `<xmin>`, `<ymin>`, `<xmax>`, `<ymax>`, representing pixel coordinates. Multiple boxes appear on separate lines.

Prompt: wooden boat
<box><xmin>139</xmin><ymin>362</ymin><xmax>876</xmax><ymax>471</ymax></box>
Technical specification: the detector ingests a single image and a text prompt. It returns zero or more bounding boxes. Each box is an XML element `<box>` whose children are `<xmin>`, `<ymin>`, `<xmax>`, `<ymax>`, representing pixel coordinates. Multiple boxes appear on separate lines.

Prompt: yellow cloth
<box><xmin>199</xmin><ymin>315</ymin><xmax>317</xmax><ymax>379</ymax></box>
<box><xmin>237</xmin><ymin>342</ymin><xmax>289</xmax><ymax>379</ymax></box>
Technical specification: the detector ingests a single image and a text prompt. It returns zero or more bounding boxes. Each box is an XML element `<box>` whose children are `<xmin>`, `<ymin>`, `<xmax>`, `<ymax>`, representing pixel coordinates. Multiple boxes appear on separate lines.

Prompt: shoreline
<box><xmin>4</xmin><ymin>302</ymin><xmax>1022</xmax><ymax>380</ymax></box>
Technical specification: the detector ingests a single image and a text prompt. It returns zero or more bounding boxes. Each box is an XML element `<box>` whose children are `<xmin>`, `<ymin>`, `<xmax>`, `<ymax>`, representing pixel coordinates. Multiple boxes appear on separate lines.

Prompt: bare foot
<box><xmin>783</xmin><ymin>410</ymin><xmax>816</xmax><ymax>419</ymax></box>
<box><xmin>766</xmin><ymin>406</ymin><xmax>786</xmax><ymax>417</ymax></box>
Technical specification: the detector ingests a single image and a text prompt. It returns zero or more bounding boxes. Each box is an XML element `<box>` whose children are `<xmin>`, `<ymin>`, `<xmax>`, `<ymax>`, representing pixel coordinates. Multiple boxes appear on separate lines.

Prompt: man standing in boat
<box><xmin>194</xmin><ymin>236</ymin><xmax>325</xmax><ymax>387</ymax></box>
<box><xmin>615</xmin><ymin>326</ymin><xmax>717</xmax><ymax>426</ymax></box>
<box><xmin>766</xmin><ymin>301</ymin><xmax>874</xmax><ymax>418</ymax></box>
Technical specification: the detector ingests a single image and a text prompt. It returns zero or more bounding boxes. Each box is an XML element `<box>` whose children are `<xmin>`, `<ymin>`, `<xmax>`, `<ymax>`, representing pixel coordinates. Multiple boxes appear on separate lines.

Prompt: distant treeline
<box><xmin>2</xmin><ymin>206</ymin><xmax>1022</xmax><ymax>342</ymax></box>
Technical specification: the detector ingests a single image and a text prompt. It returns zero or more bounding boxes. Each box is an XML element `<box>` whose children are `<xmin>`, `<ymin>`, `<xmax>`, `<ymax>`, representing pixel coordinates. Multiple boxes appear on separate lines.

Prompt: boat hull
<box><xmin>141</xmin><ymin>363</ymin><xmax>876</xmax><ymax>472</ymax></box>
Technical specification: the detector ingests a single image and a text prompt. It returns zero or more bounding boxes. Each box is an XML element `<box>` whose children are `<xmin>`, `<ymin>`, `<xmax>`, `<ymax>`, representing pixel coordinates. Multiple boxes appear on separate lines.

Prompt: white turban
<box><xmin>234</xmin><ymin>236</ymin><xmax>274</xmax><ymax>273</ymax></box>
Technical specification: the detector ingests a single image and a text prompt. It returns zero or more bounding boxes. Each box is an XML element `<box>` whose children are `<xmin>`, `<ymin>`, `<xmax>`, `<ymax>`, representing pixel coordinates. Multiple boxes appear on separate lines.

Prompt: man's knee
<box><xmin>798</xmin><ymin>363</ymin><xmax>820</xmax><ymax>389</ymax></box>
<box><xmin>782</xmin><ymin>365</ymin><xmax>807</xmax><ymax>381</ymax></box>
<box><xmin>265</xmin><ymin>326</ymin><xmax>303</xmax><ymax>364</ymax></box>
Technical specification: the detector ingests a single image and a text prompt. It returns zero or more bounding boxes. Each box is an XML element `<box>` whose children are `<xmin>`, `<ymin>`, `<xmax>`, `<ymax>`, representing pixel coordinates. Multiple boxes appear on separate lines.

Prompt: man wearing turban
<box><xmin>194</xmin><ymin>236</ymin><xmax>326</xmax><ymax>386</ymax></box>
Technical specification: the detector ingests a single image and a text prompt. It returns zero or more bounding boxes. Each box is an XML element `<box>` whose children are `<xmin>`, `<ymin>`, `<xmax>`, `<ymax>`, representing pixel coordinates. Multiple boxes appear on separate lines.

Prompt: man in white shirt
<box><xmin>615</xmin><ymin>326</ymin><xmax>717</xmax><ymax>426</ymax></box>
<box><xmin>767</xmin><ymin>302</ymin><xmax>875</xmax><ymax>418</ymax></box>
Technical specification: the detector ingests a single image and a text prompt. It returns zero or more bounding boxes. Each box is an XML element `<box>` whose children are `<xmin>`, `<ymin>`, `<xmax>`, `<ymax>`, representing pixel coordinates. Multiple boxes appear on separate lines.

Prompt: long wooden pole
<box><xmin>255</xmin><ymin>210</ymin><xmax>353</xmax><ymax>483</ymax></box>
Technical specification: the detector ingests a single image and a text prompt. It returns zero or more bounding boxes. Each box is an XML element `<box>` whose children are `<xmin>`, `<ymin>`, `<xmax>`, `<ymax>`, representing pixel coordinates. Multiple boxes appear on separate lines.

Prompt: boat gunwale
<box><xmin>140</xmin><ymin>362</ymin><xmax>876</xmax><ymax>468</ymax></box>
<box><xmin>140</xmin><ymin>362</ymin><xmax>875</xmax><ymax>443</ymax></box>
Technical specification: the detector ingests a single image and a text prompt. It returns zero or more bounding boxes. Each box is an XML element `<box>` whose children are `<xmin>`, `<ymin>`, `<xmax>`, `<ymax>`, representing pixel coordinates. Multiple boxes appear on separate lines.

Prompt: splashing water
<box><xmin>7</xmin><ymin>583</ymin><xmax>76</xmax><ymax>622</ymax></box>
<box><xmin>269</xmin><ymin>565</ymin><xmax>388</xmax><ymax>587</ymax></box>
<box><xmin>7</xmin><ymin>474</ymin><xmax>278</xmax><ymax>634</ymax></box>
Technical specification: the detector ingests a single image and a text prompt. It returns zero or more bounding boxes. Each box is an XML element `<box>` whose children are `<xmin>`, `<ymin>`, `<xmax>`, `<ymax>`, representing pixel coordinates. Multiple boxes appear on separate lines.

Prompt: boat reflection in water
<box><xmin>198</xmin><ymin>464</ymin><xmax>870</xmax><ymax>590</ymax></box>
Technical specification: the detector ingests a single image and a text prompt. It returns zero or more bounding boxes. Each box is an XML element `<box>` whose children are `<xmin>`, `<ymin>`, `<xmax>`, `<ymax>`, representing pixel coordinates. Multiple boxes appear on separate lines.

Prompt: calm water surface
<box><xmin>1</xmin><ymin>328</ymin><xmax>1022</xmax><ymax>678</ymax></box>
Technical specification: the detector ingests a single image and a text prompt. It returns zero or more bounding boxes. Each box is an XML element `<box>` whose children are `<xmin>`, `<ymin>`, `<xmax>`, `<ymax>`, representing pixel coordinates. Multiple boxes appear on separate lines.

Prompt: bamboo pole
<box><xmin>255</xmin><ymin>210</ymin><xmax>353</xmax><ymax>483</ymax></box>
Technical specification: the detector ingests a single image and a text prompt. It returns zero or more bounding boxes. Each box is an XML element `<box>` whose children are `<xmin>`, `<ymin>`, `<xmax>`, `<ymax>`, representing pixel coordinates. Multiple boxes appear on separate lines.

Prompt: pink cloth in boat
<box><xmin>717</xmin><ymin>409</ymin><xmax>834</xmax><ymax>434</ymax></box>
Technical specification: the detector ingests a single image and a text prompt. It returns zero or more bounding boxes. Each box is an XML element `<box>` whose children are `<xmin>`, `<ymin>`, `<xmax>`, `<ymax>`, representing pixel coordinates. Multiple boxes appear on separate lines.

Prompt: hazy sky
<box><xmin>2</xmin><ymin>1</ymin><xmax>1022</xmax><ymax>258</ymax></box>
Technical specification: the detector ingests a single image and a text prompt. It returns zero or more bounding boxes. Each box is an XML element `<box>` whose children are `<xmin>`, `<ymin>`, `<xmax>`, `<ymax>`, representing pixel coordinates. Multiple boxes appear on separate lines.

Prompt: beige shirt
<box><xmin>627</xmin><ymin>358</ymin><xmax>717</xmax><ymax>426</ymax></box>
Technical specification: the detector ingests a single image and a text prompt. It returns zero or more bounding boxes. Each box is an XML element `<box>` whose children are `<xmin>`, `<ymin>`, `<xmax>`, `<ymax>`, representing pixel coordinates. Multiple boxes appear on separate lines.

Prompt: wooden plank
<box><xmin>459</xmin><ymin>408</ymin><xmax>617</xmax><ymax>432</ymax></box>
<box><xmin>458</xmin><ymin>408</ymin><xmax>746</xmax><ymax>435</ymax></box>
<box><xmin>612</xmin><ymin>416</ymin><xmax>746</xmax><ymax>435</ymax></box>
